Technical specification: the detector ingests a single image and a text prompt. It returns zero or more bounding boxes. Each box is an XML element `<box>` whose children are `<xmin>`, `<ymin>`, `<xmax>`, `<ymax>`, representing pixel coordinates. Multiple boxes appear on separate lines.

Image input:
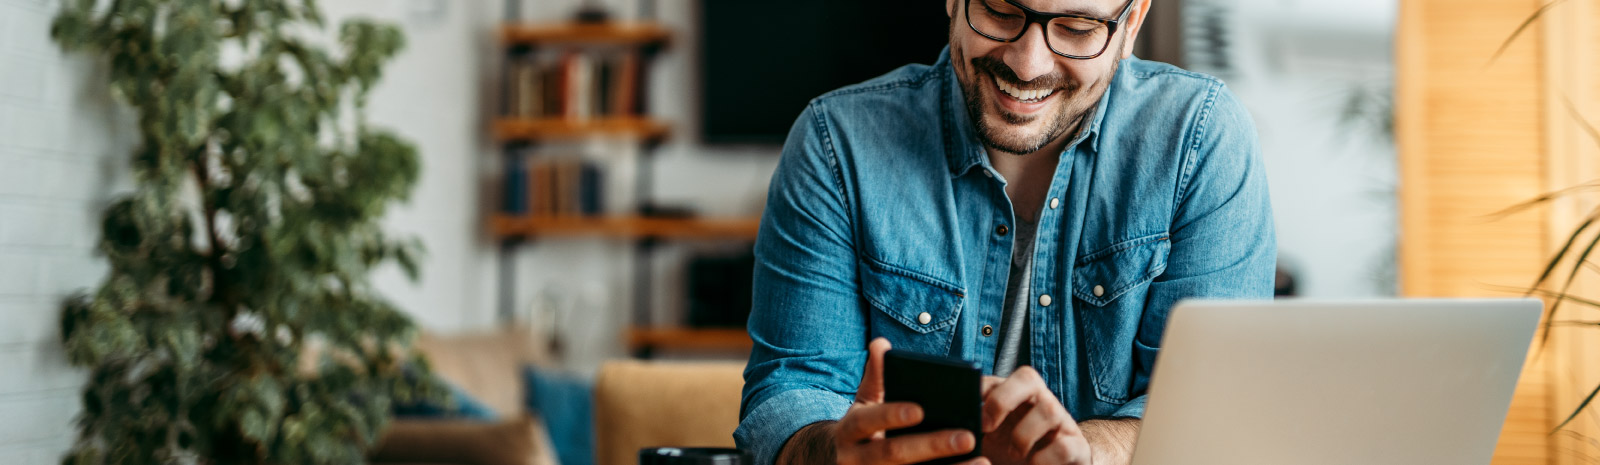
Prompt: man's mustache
<box><xmin>971</xmin><ymin>55</ymin><xmax>1068</xmax><ymax>92</ymax></box>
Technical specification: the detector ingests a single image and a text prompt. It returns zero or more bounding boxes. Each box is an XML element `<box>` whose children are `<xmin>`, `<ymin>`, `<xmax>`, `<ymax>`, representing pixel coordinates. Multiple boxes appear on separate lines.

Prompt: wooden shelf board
<box><xmin>627</xmin><ymin>327</ymin><xmax>751</xmax><ymax>351</ymax></box>
<box><xmin>489</xmin><ymin>215</ymin><xmax>761</xmax><ymax>240</ymax></box>
<box><xmin>494</xmin><ymin>117</ymin><xmax>670</xmax><ymax>142</ymax></box>
<box><xmin>502</xmin><ymin>23</ymin><xmax>671</xmax><ymax>46</ymax></box>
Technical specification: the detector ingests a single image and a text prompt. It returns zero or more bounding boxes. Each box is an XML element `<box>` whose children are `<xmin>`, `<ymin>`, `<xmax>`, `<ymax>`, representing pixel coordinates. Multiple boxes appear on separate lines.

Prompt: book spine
<box><xmin>580</xmin><ymin>161</ymin><xmax>602</xmax><ymax>216</ymax></box>
<box><xmin>503</xmin><ymin>151</ymin><xmax>527</xmax><ymax>214</ymax></box>
<box><xmin>616</xmin><ymin>50</ymin><xmax>639</xmax><ymax>117</ymax></box>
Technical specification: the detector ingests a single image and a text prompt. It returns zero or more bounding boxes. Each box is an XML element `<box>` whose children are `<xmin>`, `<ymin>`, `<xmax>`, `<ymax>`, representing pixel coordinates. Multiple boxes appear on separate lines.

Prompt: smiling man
<box><xmin>734</xmin><ymin>1</ymin><xmax>1276</xmax><ymax>465</ymax></box>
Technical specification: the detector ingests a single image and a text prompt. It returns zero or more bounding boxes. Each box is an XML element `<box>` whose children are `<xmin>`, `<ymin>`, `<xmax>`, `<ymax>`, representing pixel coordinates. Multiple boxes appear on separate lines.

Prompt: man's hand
<box><xmin>979</xmin><ymin>367</ymin><xmax>1092</xmax><ymax>465</ymax></box>
<box><xmin>777</xmin><ymin>338</ymin><xmax>987</xmax><ymax>465</ymax></box>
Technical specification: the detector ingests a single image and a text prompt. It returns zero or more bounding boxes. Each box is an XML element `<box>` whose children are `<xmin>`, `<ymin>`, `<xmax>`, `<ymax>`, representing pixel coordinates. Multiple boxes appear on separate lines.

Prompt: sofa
<box><xmin>370</xmin><ymin>328</ymin><xmax>748</xmax><ymax>465</ymax></box>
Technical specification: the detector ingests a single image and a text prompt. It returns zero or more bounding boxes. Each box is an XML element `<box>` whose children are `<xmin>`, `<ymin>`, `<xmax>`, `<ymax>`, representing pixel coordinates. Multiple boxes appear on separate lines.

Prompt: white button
<box><xmin>918</xmin><ymin>312</ymin><xmax>932</xmax><ymax>324</ymax></box>
<box><xmin>1093</xmin><ymin>285</ymin><xmax>1105</xmax><ymax>297</ymax></box>
<box><xmin>983</xmin><ymin>170</ymin><xmax>993</xmax><ymax>178</ymax></box>
<box><xmin>1050</xmin><ymin>198</ymin><xmax>1060</xmax><ymax>209</ymax></box>
<box><xmin>1039</xmin><ymin>294</ymin><xmax>1052</xmax><ymax>307</ymax></box>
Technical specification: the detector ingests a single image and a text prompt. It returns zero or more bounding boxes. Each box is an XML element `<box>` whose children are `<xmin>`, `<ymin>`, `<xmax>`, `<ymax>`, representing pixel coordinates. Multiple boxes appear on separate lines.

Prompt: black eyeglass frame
<box><xmin>963</xmin><ymin>0</ymin><xmax>1139</xmax><ymax>59</ymax></box>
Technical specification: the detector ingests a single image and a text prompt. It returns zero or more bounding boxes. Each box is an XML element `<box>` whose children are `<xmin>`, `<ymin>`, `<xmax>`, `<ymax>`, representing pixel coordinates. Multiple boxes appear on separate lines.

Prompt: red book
<box><xmin>614</xmin><ymin>51</ymin><xmax>639</xmax><ymax>117</ymax></box>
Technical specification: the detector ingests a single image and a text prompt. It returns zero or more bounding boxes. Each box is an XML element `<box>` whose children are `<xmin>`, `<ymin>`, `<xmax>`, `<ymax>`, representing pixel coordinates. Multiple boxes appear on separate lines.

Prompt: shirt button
<box><xmin>996</xmin><ymin>224</ymin><xmax>1009</xmax><ymax>236</ymax></box>
<box><xmin>983</xmin><ymin>170</ymin><xmax>993</xmax><ymax>178</ymax></box>
<box><xmin>1050</xmin><ymin>198</ymin><xmax>1060</xmax><ymax>209</ymax></box>
<box><xmin>1039</xmin><ymin>294</ymin><xmax>1052</xmax><ymax>307</ymax></box>
<box><xmin>982</xmin><ymin>324</ymin><xmax>994</xmax><ymax>336</ymax></box>
<box><xmin>1093</xmin><ymin>285</ymin><xmax>1105</xmax><ymax>297</ymax></box>
<box><xmin>918</xmin><ymin>312</ymin><xmax>932</xmax><ymax>325</ymax></box>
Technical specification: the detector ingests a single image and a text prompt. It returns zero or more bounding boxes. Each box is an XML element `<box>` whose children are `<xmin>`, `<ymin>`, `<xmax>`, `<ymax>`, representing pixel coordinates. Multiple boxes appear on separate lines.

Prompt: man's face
<box><xmin>947</xmin><ymin>0</ymin><xmax>1147</xmax><ymax>155</ymax></box>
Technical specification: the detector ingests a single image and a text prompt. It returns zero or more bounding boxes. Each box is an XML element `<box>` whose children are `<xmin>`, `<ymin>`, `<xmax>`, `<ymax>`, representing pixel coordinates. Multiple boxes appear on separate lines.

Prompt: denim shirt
<box><xmin>735</xmin><ymin>47</ymin><xmax>1275</xmax><ymax>465</ymax></box>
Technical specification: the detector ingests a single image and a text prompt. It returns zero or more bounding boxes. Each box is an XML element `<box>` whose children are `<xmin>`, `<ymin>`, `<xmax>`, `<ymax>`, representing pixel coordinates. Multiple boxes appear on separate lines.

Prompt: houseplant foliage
<box><xmin>50</xmin><ymin>0</ymin><xmax>447</xmax><ymax>463</ymax></box>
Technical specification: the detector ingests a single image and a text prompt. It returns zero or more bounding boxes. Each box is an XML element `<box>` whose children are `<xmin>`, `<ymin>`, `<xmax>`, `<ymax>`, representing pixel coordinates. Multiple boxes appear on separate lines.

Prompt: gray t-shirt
<box><xmin>994</xmin><ymin>216</ymin><xmax>1038</xmax><ymax>377</ymax></box>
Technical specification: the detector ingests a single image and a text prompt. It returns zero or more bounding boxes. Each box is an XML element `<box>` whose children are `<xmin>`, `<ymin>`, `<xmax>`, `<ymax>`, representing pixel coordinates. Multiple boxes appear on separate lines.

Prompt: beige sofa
<box><xmin>370</xmin><ymin>328</ymin><xmax>748</xmax><ymax>465</ymax></box>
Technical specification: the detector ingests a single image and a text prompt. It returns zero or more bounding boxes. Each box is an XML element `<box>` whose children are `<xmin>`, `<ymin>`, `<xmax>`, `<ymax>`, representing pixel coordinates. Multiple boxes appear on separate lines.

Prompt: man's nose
<box><xmin>1001</xmin><ymin>23</ymin><xmax>1055</xmax><ymax>83</ymax></box>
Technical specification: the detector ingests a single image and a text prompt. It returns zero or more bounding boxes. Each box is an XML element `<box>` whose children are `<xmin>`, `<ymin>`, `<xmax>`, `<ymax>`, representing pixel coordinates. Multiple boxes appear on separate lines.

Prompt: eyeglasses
<box><xmin>964</xmin><ymin>0</ymin><xmax>1138</xmax><ymax>59</ymax></box>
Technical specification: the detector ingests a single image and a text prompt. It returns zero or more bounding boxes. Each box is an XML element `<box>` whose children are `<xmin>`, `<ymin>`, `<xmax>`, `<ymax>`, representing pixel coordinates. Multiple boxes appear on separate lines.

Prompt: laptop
<box><xmin>1130</xmin><ymin>299</ymin><xmax>1541</xmax><ymax>465</ymax></box>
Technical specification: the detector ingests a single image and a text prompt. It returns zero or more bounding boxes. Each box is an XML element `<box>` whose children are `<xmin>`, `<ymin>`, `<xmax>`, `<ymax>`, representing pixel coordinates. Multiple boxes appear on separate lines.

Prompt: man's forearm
<box><xmin>1080</xmin><ymin>419</ymin><xmax>1141</xmax><ymax>465</ymax></box>
<box><xmin>777</xmin><ymin>421</ymin><xmax>838</xmax><ymax>465</ymax></box>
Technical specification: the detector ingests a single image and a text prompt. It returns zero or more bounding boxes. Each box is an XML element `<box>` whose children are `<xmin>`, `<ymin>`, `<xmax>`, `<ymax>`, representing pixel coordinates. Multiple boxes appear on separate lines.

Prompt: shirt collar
<box><xmin>940</xmin><ymin>46</ymin><xmax>1115</xmax><ymax>178</ymax></box>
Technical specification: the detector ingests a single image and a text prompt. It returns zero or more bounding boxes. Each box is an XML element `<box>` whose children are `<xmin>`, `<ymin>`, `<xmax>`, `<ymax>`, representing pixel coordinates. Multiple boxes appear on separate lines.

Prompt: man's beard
<box><xmin>958</xmin><ymin>55</ymin><xmax>1106</xmax><ymax>156</ymax></box>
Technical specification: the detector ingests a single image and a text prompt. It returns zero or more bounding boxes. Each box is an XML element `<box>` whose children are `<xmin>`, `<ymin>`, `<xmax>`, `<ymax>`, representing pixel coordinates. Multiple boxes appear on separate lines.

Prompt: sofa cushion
<box><xmin>592</xmin><ymin>361</ymin><xmax>745</xmax><ymax>465</ymax></box>
<box><xmin>416</xmin><ymin>328</ymin><xmax>551</xmax><ymax>417</ymax></box>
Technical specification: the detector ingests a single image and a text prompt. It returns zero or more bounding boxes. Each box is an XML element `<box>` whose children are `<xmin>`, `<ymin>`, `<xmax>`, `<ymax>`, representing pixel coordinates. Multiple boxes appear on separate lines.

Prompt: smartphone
<box><xmin>882</xmin><ymin>349</ymin><xmax>983</xmax><ymax>465</ymax></box>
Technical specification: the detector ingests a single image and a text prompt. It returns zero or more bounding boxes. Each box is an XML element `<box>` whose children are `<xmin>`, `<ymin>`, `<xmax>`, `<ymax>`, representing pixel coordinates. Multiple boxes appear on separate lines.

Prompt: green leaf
<box><xmin>1488</xmin><ymin>0</ymin><xmax>1569</xmax><ymax>66</ymax></box>
<box><xmin>1553</xmin><ymin>382</ymin><xmax>1600</xmax><ymax>434</ymax></box>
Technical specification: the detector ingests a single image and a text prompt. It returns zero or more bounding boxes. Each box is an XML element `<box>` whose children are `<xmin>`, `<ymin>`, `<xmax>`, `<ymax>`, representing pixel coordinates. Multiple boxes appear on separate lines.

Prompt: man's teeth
<box><xmin>994</xmin><ymin>77</ymin><xmax>1054</xmax><ymax>102</ymax></box>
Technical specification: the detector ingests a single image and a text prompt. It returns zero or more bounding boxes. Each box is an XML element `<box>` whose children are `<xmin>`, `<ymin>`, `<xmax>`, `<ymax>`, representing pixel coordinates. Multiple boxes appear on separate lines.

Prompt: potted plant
<box><xmin>50</xmin><ymin>1</ymin><xmax>447</xmax><ymax>463</ymax></box>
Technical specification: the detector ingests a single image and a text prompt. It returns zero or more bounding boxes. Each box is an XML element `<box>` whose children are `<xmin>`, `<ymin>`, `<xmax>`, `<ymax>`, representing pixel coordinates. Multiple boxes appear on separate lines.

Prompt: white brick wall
<box><xmin>0</xmin><ymin>0</ymin><xmax>133</xmax><ymax>459</ymax></box>
<box><xmin>0</xmin><ymin>0</ymin><xmax>504</xmax><ymax>459</ymax></box>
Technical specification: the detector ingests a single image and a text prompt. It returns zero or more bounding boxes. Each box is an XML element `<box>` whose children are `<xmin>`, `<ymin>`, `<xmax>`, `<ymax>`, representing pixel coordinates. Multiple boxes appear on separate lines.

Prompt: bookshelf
<box><xmin>501</xmin><ymin>22</ymin><xmax>672</xmax><ymax>46</ymax></box>
<box><xmin>493</xmin><ymin>117</ymin><xmax>670</xmax><ymax>142</ymax></box>
<box><xmin>490</xmin><ymin>215</ymin><xmax>760</xmax><ymax>240</ymax></box>
<box><xmin>627</xmin><ymin>327</ymin><xmax>752</xmax><ymax>353</ymax></box>
<box><xmin>494</xmin><ymin>20</ymin><xmax>757</xmax><ymax>357</ymax></box>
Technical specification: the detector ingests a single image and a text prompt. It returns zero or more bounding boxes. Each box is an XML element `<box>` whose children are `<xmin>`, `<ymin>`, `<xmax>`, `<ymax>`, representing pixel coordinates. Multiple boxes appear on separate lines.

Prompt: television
<box><xmin>700</xmin><ymin>1</ymin><xmax>952</xmax><ymax>145</ymax></box>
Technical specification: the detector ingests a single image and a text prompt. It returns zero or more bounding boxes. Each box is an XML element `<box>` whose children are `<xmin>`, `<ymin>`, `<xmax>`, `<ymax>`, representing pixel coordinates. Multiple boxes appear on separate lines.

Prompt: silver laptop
<box><xmin>1130</xmin><ymin>299</ymin><xmax>1541</xmax><ymax>465</ymax></box>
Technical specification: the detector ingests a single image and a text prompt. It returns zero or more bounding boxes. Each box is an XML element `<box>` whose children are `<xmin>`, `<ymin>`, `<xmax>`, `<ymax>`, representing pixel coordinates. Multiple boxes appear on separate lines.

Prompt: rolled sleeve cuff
<box><xmin>1110</xmin><ymin>394</ymin><xmax>1147</xmax><ymax>419</ymax></box>
<box><xmin>735</xmin><ymin>388</ymin><xmax>853</xmax><ymax>465</ymax></box>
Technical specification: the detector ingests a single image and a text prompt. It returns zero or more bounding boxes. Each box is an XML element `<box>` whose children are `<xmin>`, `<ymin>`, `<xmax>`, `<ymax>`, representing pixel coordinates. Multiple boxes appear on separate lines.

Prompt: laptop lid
<box><xmin>1130</xmin><ymin>299</ymin><xmax>1541</xmax><ymax>465</ymax></box>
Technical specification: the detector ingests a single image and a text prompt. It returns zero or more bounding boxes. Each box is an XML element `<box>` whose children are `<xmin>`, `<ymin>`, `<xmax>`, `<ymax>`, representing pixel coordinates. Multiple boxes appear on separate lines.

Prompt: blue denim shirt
<box><xmin>735</xmin><ymin>47</ymin><xmax>1275</xmax><ymax>465</ymax></box>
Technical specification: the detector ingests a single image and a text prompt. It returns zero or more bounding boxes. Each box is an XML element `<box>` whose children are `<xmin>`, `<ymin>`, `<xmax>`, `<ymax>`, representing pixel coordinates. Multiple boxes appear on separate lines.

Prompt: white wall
<box><xmin>1217</xmin><ymin>0</ymin><xmax>1400</xmax><ymax>297</ymax></box>
<box><xmin>0</xmin><ymin>0</ymin><xmax>516</xmax><ymax>457</ymax></box>
<box><xmin>0</xmin><ymin>0</ymin><xmax>132</xmax><ymax>459</ymax></box>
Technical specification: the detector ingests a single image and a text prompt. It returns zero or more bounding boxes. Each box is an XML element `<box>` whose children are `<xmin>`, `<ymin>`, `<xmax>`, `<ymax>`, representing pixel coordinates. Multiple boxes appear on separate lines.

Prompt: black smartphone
<box><xmin>882</xmin><ymin>349</ymin><xmax>983</xmax><ymax>465</ymax></box>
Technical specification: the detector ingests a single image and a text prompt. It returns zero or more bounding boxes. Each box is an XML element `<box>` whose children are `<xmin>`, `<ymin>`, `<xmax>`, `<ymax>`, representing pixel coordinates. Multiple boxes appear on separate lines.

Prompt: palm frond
<box><xmin>1485</xmin><ymin>182</ymin><xmax>1600</xmax><ymax>220</ymax></box>
<box><xmin>1566</xmin><ymin>96</ymin><xmax>1600</xmax><ymax>150</ymax></box>
<box><xmin>1555</xmin><ymin>382</ymin><xmax>1600</xmax><ymax>434</ymax></box>
<box><xmin>1488</xmin><ymin>0</ymin><xmax>1570</xmax><ymax>66</ymax></box>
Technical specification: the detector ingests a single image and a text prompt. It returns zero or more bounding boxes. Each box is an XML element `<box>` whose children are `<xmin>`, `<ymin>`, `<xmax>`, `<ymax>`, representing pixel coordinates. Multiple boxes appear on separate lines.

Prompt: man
<box><xmin>735</xmin><ymin>0</ymin><xmax>1275</xmax><ymax>464</ymax></box>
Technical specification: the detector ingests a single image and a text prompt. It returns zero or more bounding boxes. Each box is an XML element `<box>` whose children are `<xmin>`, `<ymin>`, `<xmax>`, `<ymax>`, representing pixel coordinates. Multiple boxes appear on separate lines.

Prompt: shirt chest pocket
<box><xmin>859</xmin><ymin>258</ymin><xmax>966</xmax><ymax>357</ymax></box>
<box><xmin>1072</xmin><ymin>234</ymin><xmax>1170</xmax><ymax>403</ymax></box>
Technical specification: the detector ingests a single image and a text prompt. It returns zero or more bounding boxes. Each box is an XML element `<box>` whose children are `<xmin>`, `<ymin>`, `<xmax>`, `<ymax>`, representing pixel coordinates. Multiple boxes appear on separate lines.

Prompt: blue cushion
<box><xmin>524</xmin><ymin>365</ymin><xmax>594</xmax><ymax>465</ymax></box>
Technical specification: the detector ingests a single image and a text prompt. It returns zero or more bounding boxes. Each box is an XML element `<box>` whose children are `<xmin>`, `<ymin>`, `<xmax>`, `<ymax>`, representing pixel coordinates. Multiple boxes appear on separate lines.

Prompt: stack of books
<box><xmin>503</xmin><ymin>155</ymin><xmax>605</xmax><ymax>216</ymax></box>
<box><xmin>506</xmin><ymin>49</ymin><xmax>642</xmax><ymax>120</ymax></box>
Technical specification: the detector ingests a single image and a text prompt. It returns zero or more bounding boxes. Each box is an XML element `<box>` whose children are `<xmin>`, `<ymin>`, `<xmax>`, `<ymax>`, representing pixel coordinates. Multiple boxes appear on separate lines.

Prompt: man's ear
<box><xmin>1120</xmin><ymin>0</ymin><xmax>1155</xmax><ymax>59</ymax></box>
<box><xmin>947</xmin><ymin>0</ymin><xmax>959</xmax><ymax>19</ymax></box>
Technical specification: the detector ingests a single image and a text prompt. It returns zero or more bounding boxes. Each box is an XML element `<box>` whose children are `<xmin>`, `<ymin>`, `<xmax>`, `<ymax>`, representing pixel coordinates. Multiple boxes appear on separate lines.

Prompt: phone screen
<box><xmin>882</xmin><ymin>349</ymin><xmax>983</xmax><ymax>465</ymax></box>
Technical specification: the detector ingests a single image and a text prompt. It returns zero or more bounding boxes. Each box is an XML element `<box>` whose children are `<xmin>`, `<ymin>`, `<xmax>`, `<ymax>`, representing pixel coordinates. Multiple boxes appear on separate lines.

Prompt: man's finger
<box><xmin>1010</xmin><ymin>401</ymin><xmax>1077</xmax><ymax>454</ymax></box>
<box><xmin>863</xmin><ymin>429</ymin><xmax>976</xmax><ymax>465</ymax></box>
<box><xmin>982</xmin><ymin>369</ymin><xmax>1047</xmax><ymax>432</ymax></box>
<box><xmin>857</xmin><ymin>338</ymin><xmax>893</xmax><ymax>403</ymax></box>
<box><xmin>981</xmin><ymin>376</ymin><xmax>1005</xmax><ymax>395</ymax></box>
<box><xmin>1028</xmin><ymin>432</ymin><xmax>1090</xmax><ymax>465</ymax></box>
<box><xmin>837</xmin><ymin>402</ymin><xmax>923</xmax><ymax>442</ymax></box>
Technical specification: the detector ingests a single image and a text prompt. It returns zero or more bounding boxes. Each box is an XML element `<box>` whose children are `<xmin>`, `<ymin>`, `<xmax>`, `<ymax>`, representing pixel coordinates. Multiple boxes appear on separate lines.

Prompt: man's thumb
<box><xmin>857</xmin><ymin>337</ymin><xmax>892</xmax><ymax>403</ymax></box>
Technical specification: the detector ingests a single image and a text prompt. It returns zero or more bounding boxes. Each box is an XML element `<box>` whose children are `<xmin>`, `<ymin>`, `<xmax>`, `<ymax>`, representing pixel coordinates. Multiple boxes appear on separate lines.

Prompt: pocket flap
<box><xmin>1073</xmin><ymin>234</ymin><xmax>1171</xmax><ymax>307</ymax></box>
<box><xmin>860</xmin><ymin>259</ymin><xmax>965</xmax><ymax>334</ymax></box>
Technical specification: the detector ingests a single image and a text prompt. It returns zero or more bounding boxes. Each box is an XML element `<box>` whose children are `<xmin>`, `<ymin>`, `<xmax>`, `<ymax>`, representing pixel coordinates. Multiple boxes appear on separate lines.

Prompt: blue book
<box><xmin>503</xmin><ymin>153</ymin><xmax>528</xmax><ymax>214</ymax></box>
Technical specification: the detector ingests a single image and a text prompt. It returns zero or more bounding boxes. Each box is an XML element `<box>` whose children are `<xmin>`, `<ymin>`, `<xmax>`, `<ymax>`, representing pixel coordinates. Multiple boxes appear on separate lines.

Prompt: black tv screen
<box><xmin>700</xmin><ymin>1</ymin><xmax>952</xmax><ymax>145</ymax></box>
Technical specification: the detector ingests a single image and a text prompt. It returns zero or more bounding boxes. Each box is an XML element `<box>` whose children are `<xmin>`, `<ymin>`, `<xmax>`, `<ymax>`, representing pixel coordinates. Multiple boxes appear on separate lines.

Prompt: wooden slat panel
<box><xmin>1397</xmin><ymin>0</ymin><xmax>1552</xmax><ymax>463</ymax></box>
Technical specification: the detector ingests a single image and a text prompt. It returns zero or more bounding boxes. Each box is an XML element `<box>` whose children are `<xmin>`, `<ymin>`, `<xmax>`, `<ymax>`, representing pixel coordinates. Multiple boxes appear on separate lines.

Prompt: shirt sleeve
<box><xmin>1119</xmin><ymin>84</ymin><xmax>1278</xmax><ymax>419</ymax></box>
<box><xmin>735</xmin><ymin>101</ymin><xmax>870</xmax><ymax>465</ymax></box>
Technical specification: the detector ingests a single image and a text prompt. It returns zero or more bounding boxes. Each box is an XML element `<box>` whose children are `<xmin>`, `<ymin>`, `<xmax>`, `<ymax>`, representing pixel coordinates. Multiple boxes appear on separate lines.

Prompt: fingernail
<box><xmin>950</xmin><ymin>432</ymin><xmax>968</xmax><ymax>450</ymax></box>
<box><xmin>900</xmin><ymin>407</ymin><xmax>913</xmax><ymax>422</ymax></box>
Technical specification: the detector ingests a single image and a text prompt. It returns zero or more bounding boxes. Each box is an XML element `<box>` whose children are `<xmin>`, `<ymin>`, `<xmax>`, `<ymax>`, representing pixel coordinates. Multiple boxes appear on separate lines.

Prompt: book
<box><xmin>580</xmin><ymin>161</ymin><xmax>603</xmax><ymax>215</ymax></box>
<box><xmin>503</xmin><ymin>152</ymin><xmax>528</xmax><ymax>214</ymax></box>
<box><xmin>614</xmin><ymin>50</ymin><xmax>639</xmax><ymax>116</ymax></box>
